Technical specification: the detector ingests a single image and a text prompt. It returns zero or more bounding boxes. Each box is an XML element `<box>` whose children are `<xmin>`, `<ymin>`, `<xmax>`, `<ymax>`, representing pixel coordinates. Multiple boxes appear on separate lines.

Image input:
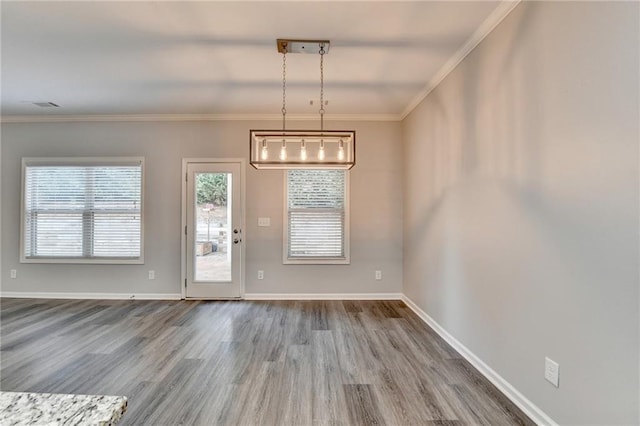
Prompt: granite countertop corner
<box><xmin>0</xmin><ymin>391</ymin><xmax>128</xmax><ymax>425</ymax></box>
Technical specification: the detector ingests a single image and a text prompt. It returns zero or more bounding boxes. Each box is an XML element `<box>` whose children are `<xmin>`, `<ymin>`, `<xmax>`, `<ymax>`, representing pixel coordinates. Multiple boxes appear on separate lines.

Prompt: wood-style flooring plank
<box><xmin>343</xmin><ymin>384</ymin><xmax>386</xmax><ymax>425</ymax></box>
<box><xmin>311</xmin><ymin>330</ymin><xmax>348</xmax><ymax>425</ymax></box>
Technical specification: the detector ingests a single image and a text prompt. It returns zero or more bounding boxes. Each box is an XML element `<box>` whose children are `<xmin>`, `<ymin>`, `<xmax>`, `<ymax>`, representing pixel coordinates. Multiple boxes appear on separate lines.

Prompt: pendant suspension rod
<box><xmin>319</xmin><ymin>43</ymin><xmax>325</xmax><ymax>132</ymax></box>
<box><xmin>281</xmin><ymin>43</ymin><xmax>287</xmax><ymax>132</ymax></box>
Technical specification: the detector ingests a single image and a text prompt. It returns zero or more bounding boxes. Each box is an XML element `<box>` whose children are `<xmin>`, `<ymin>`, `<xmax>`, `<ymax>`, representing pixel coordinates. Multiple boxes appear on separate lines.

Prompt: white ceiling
<box><xmin>1</xmin><ymin>1</ymin><xmax>505</xmax><ymax>118</ymax></box>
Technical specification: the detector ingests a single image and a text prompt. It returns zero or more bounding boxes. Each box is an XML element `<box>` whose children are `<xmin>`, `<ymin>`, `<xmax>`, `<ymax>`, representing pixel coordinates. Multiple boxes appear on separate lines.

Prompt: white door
<box><xmin>184</xmin><ymin>161</ymin><xmax>243</xmax><ymax>298</ymax></box>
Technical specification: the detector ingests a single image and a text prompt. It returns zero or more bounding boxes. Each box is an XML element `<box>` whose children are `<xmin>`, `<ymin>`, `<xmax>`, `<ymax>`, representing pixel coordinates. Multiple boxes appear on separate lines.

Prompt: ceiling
<box><xmin>1</xmin><ymin>1</ymin><xmax>505</xmax><ymax>119</ymax></box>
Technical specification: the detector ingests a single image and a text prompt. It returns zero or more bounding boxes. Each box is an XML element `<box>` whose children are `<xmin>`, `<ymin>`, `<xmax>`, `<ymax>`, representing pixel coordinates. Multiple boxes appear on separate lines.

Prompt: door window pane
<box><xmin>194</xmin><ymin>172</ymin><xmax>232</xmax><ymax>281</ymax></box>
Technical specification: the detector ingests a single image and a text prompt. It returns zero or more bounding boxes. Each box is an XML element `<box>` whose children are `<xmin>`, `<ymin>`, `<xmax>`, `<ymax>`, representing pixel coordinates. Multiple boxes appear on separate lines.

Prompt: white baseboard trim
<box><xmin>244</xmin><ymin>292</ymin><xmax>403</xmax><ymax>300</ymax></box>
<box><xmin>1</xmin><ymin>291</ymin><xmax>403</xmax><ymax>301</ymax></box>
<box><xmin>401</xmin><ymin>294</ymin><xmax>557</xmax><ymax>426</ymax></box>
<box><xmin>0</xmin><ymin>292</ymin><xmax>182</xmax><ymax>300</ymax></box>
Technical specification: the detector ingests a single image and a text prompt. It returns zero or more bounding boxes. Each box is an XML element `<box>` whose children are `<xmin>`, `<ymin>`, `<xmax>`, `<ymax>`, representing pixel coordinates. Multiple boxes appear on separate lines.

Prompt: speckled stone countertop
<box><xmin>0</xmin><ymin>391</ymin><xmax>127</xmax><ymax>425</ymax></box>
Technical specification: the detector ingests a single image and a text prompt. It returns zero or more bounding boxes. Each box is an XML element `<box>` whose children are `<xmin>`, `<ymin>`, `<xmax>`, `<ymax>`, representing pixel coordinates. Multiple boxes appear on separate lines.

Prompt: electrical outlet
<box><xmin>10</xmin><ymin>269</ymin><xmax>17</xmax><ymax>279</ymax></box>
<box><xmin>148</xmin><ymin>270</ymin><xmax>155</xmax><ymax>280</ymax></box>
<box><xmin>257</xmin><ymin>270</ymin><xmax>264</xmax><ymax>280</ymax></box>
<box><xmin>375</xmin><ymin>270</ymin><xmax>382</xmax><ymax>280</ymax></box>
<box><xmin>545</xmin><ymin>357</ymin><xmax>559</xmax><ymax>387</ymax></box>
<box><xmin>258</xmin><ymin>217</ymin><xmax>271</xmax><ymax>227</ymax></box>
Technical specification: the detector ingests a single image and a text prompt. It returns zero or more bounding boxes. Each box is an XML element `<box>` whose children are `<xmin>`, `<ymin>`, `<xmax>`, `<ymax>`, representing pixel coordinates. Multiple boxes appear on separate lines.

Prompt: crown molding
<box><xmin>0</xmin><ymin>113</ymin><xmax>401</xmax><ymax>124</ymax></box>
<box><xmin>400</xmin><ymin>0</ymin><xmax>521</xmax><ymax>120</ymax></box>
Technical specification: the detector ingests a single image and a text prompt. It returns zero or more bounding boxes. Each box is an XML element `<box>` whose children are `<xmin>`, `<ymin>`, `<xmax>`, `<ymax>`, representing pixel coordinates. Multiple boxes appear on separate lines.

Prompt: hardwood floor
<box><xmin>0</xmin><ymin>298</ymin><xmax>533</xmax><ymax>425</ymax></box>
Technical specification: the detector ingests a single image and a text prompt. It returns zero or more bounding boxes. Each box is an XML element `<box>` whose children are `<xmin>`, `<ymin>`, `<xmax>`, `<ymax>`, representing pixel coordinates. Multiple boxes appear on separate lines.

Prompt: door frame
<box><xmin>180</xmin><ymin>158</ymin><xmax>246</xmax><ymax>299</ymax></box>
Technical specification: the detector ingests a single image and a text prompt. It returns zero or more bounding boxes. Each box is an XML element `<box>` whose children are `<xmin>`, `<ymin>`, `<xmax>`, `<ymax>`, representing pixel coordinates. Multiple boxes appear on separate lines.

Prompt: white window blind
<box><xmin>286</xmin><ymin>170</ymin><xmax>348</xmax><ymax>263</ymax></box>
<box><xmin>22</xmin><ymin>158</ymin><xmax>143</xmax><ymax>263</ymax></box>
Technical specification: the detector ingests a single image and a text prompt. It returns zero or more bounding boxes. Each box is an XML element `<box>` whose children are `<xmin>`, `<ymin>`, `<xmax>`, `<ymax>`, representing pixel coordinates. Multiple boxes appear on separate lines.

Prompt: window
<box><xmin>21</xmin><ymin>158</ymin><xmax>144</xmax><ymax>263</ymax></box>
<box><xmin>285</xmin><ymin>169</ymin><xmax>349</xmax><ymax>264</ymax></box>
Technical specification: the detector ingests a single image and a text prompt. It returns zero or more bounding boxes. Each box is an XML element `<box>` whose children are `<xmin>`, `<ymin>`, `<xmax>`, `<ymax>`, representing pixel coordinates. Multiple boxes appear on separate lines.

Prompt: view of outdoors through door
<box><xmin>194</xmin><ymin>172</ymin><xmax>231</xmax><ymax>281</ymax></box>
<box><xmin>185</xmin><ymin>161</ymin><xmax>241</xmax><ymax>298</ymax></box>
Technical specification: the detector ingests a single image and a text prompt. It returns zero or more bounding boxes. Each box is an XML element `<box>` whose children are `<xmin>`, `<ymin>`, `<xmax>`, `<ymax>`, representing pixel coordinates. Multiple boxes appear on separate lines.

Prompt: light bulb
<box><xmin>337</xmin><ymin>139</ymin><xmax>345</xmax><ymax>161</ymax></box>
<box><xmin>318</xmin><ymin>140</ymin><xmax>325</xmax><ymax>161</ymax></box>
<box><xmin>279</xmin><ymin>141</ymin><xmax>287</xmax><ymax>161</ymax></box>
<box><xmin>300</xmin><ymin>140</ymin><xmax>307</xmax><ymax>161</ymax></box>
<box><xmin>260</xmin><ymin>140</ymin><xmax>268</xmax><ymax>160</ymax></box>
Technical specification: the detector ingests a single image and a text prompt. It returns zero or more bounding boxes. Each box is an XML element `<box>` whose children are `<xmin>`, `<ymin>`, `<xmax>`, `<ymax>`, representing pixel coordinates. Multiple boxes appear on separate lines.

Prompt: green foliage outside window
<box><xmin>196</xmin><ymin>173</ymin><xmax>227</xmax><ymax>206</ymax></box>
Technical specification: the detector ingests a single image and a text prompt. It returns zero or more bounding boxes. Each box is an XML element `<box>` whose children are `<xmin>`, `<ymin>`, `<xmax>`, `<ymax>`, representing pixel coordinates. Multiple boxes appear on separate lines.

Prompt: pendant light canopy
<box><xmin>250</xmin><ymin>39</ymin><xmax>356</xmax><ymax>170</ymax></box>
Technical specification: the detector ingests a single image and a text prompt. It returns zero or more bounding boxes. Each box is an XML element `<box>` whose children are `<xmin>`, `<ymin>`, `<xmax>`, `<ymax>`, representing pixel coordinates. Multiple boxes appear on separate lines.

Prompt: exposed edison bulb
<box><xmin>300</xmin><ymin>140</ymin><xmax>307</xmax><ymax>161</ymax></box>
<box><xmin>260</xmin><ymin>139</ymin><xmax>268</xmax><ymax>160</ymax></box>
<box><xmin>279</xmin><ymin>141</ymin><xmax>287</xmax><ymax>161</ymax></box>
<box><xmin>318</xmin><ymin>140</ymin><xmax>325</xmax><ymax>161</ymax></box>
<box><xmin>337</xmin><ymin>139</ymin><xmax>345</xmax><ymax>161</ymax></box>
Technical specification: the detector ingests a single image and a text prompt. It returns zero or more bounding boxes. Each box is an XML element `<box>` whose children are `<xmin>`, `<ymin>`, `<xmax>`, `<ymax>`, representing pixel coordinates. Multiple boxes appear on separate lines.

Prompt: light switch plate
<box><xmin>258</xmin><ymin>217</ymin><xmax>271</xmax><ymax>227</ymax></box>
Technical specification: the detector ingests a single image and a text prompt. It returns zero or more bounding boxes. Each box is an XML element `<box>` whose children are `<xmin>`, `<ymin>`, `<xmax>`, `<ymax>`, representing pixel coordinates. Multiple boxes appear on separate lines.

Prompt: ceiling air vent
<box><xmin>33</xmin><ymin>102</ymin><xmax>60</xmax><ymax>108</ymax></box>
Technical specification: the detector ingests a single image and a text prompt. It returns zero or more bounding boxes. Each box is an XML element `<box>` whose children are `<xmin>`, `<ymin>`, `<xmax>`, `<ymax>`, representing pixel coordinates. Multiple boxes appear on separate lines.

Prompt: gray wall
<box><xmin>1</xmin><ymin>119</ymin><xmax>402</xmax><ymax>296</ymax></box>
<box><xmin>402</xmin><ymin>2</ymin><xmax>639</xmax><ymax>424</ymax></box>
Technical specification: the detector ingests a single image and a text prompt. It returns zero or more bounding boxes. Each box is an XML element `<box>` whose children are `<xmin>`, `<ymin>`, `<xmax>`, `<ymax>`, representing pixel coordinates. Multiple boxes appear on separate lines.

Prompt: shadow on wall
<box><xmin>406</xmin><ymin>1</ymin><xmax>542</xmax><ymax>256</ymax></box>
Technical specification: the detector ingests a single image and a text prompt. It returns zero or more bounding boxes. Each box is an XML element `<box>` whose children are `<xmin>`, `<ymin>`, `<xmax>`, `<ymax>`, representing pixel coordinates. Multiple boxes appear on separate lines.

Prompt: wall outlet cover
<box><xmin>545</xmin><ymin>357</ymin><xmax>559</xmax><ymax>387</ymax></box>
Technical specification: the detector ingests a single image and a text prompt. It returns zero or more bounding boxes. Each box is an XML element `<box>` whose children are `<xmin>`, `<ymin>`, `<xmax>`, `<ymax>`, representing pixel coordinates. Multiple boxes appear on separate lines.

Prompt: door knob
<box><xmin>233</xmin><ymin>238</ymin><xmax>241</xmax><ymax>244</ymax></box>
<box><xmin>233</xmin><ymin>229</ymin><xmax>240</xmax><ymax>234</ymax></box>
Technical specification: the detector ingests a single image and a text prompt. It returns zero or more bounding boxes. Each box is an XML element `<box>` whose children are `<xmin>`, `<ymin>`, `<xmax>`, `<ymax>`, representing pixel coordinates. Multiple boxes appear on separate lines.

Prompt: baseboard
<box><xmin>0</xmin><ymin>291</ymin><xmax>181</xmax><ymax>300</ymax></box>
<box><xmin>244</xmin><ymin>292</ymin><xmax>403</xmax><ymax>300</ymax></box>
<box><xmin>401</xmin><ymin>294</ymin><xmax>558</xmax><ymax>426</ymax></box>
<box><xmin>1</xmin><ymin>291</ymin><xmax>402</xmax><ymax>301</ymax></box>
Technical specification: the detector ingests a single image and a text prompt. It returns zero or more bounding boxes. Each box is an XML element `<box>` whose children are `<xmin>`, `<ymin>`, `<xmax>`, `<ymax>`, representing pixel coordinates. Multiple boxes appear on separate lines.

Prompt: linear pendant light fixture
<box><xmin>250</xmin><ymin>39</ymin><xmax>355</xmax><ymax>170</ymax></box>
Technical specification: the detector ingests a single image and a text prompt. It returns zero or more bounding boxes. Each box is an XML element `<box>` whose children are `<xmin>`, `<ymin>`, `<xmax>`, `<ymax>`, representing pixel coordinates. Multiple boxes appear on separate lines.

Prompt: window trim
<box><xmin>282</xmin><ymin>169</ymin><xmax>350</xmax><ymax>265</ymax></box>
<box><xmin>20</xmin><ymin>157</ymin><xmax>145</xmax><ymax>264</ymax></box>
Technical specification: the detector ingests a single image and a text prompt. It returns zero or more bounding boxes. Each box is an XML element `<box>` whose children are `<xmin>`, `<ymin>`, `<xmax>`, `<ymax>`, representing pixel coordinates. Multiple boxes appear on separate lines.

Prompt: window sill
<box><xmin>20</xmin><ymin>257</ymin><xmax>144</xmax><ymax>265</ymax></box>
<box><xmin>283</xmin><ymin>257</ymin><xmax>350</xmax><ymax>265</ymax></box>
